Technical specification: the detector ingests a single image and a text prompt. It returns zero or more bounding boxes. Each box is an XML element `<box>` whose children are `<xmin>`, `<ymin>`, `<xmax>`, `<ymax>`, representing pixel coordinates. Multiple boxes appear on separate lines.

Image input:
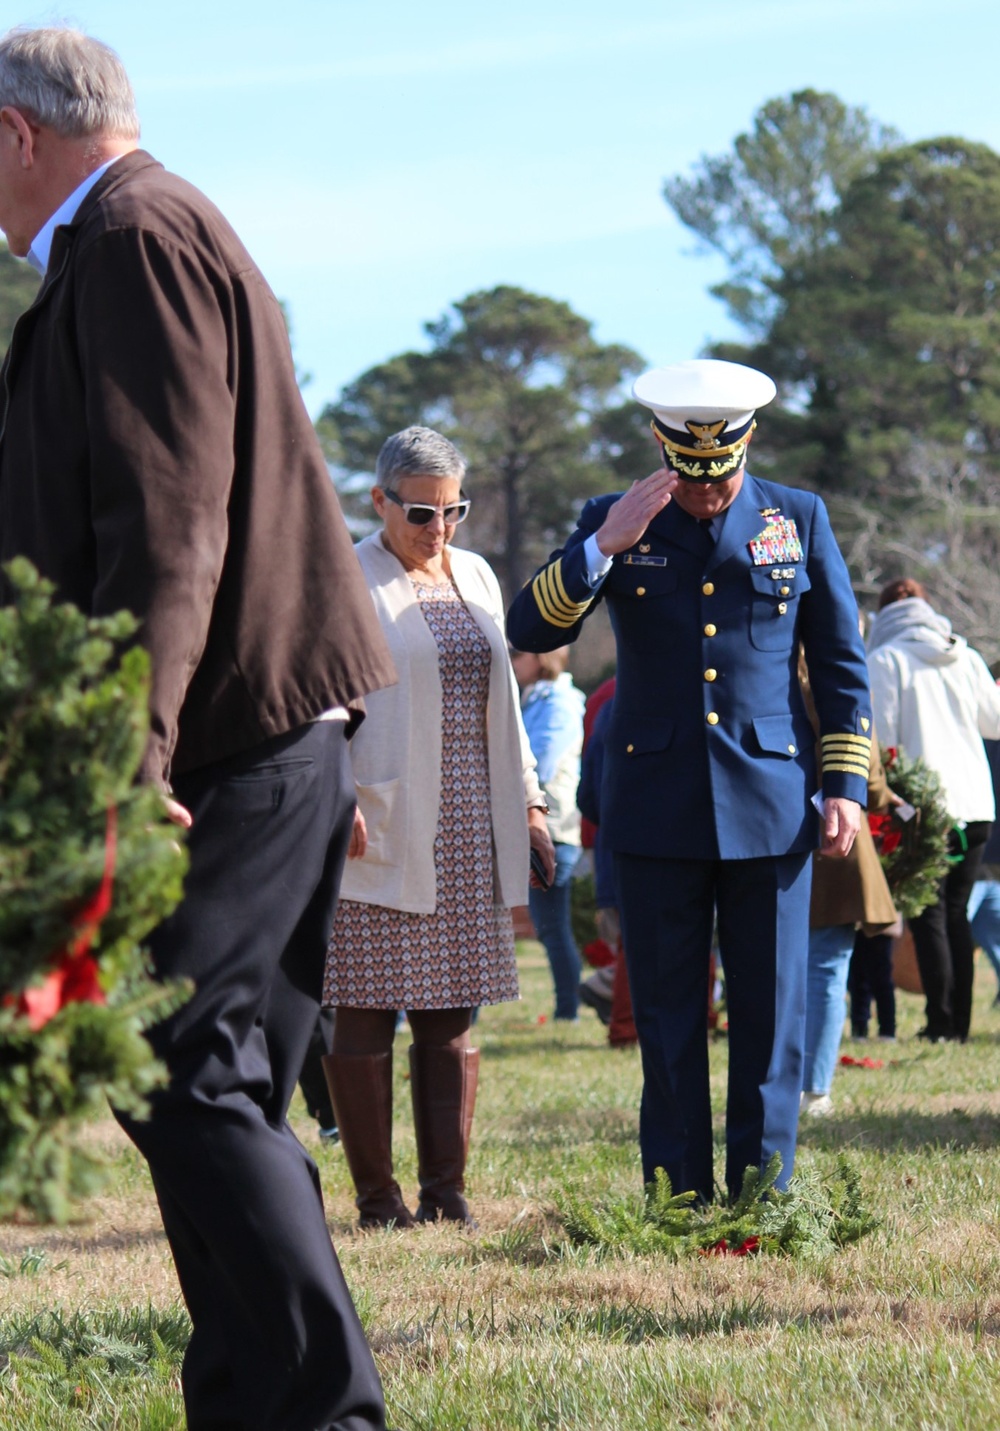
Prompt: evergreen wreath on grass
<box><xmin>557</xmin><ymin>1152</ymin><xmax>879</xmax><ymax>1259</ymax></box>
<box><xmin>871</xmin><ymin>745</ymin><xmax>952</xmax><ymax>920</ymax></box>
<box><xmin>0</xmin><ymin>560</ymin><xmax>189</xmax><ymax>1223</ymax></box>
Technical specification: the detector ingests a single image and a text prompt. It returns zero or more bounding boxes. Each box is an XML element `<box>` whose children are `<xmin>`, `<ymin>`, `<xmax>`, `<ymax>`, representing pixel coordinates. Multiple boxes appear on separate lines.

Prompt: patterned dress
<box><xmin>324</xmin><ymin>579</ymin><xmax>520</xmax><ymax>1010</ymax></box>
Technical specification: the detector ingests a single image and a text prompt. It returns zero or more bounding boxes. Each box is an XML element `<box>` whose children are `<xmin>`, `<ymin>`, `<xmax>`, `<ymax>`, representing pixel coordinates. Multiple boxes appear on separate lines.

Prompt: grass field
<box><xmin>2</xmin><ymin>939</ymin><xmax>1000</xmax><ymax>1429</ymax></box>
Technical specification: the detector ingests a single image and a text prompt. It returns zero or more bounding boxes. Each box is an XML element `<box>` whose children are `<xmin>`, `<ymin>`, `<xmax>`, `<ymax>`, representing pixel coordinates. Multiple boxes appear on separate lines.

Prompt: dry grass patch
<box><xmin>3</xmin><ymin>942</ymin><xmax>1000</xmax><ymax>1429</ymax></box>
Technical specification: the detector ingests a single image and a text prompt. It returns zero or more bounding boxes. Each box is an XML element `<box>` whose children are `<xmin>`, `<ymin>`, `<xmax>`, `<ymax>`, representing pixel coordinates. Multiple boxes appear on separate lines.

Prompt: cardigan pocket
<box><xmin>355</xmin><ymin>778</ymin><xmax>401</xmax><ymax>866</ymax></box>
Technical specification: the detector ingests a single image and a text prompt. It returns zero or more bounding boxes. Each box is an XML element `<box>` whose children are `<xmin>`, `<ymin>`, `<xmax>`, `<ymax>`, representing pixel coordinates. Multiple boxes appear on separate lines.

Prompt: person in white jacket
<box><xmin>320</xmin><ymin>427</ymin><xmax>555</xmax><ymax>1230</ymax></box>
<box><xmin>868</xmin><ymin>578</ymin><xmax>1000</xmax><ymax>1041</ymax></box>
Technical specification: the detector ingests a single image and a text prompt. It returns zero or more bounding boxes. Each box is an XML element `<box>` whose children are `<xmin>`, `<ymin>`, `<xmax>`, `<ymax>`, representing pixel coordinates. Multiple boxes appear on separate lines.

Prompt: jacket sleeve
<box><xmin>866</xmin><ymin>720</ymin><xmax>895</xmax><ymax>811</ymax></box>
<box><xmin>868</xmin><ymin>649</ymin><xmax>901</xmax><ymax>749</ymax></box>
<box><xmin>523</xmin><ymin>687</ymin><xmax>582</xmax><ymax>786</ymax></box>
<box><xmin>576</xmin><ymin>701</ymin><xmax>608</xmax><ymax>827</ymax></box>
<box><xmin>971</xmin><ymin>652</ymin><xmax>1000</xmax><ymax>740</ymax></box>
<box><xmin>797</xmin><ymin>494</ymin><xmax>873</xmax><ymax>806</ymax></box>
<box><xmin>506</xmin><ymin>498</ymin><xmax>610</xmax><ymax>652</ymax></box>
<box><xmin>75</xmin><ymin>227</ymin><xmax>237</xmax><ymax>786</ymax></box>
<box><xmin>478</xmin><ymin>555</ymin><xmax>543</xmax><ymax>808</ymax></box>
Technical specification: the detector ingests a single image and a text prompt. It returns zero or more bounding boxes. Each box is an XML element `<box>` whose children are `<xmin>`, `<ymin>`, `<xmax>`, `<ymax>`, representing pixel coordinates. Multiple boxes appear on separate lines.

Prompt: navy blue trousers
<box><xmin>116</xmin><ymin>721</ymin><xmax>386</xmax><ymax>1431</ymax></box>
<box><xmin>615</xmin><ymin>851</ymin><xmax>811</xmax><ymax>1202</ymax></box>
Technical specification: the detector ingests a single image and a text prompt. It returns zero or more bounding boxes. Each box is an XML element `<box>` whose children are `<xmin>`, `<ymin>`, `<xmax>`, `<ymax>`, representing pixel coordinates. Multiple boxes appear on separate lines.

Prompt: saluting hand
<box><xmin>595</xmin><ymin>468</ymin><xmax>679</xmax><ymax>557</ymax></box>
<box><xmin>821</xmin><ymin>797</ymin><xmax>862</xmax><ymax>858</ymax></box>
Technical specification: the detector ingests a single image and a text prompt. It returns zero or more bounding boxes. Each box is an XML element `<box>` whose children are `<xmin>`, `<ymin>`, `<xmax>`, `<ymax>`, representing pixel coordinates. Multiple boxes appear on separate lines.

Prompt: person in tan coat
<box><xmin>800</xmin><ymin>654</ymin><xmax>899</xmax><ymax>1115</ymax></box>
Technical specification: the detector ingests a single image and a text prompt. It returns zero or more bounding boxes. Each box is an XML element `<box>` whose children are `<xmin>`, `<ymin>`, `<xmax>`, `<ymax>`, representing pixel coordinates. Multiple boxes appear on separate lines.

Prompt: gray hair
<box><xmin>375</xmin><ymin>426</ymin><xmax>467</xmax><ymax>492</ymax></box>
<box><xmin>0</xmin><ymin>27</ymin><xmax>139</xmax><ymax>140</ymax></box>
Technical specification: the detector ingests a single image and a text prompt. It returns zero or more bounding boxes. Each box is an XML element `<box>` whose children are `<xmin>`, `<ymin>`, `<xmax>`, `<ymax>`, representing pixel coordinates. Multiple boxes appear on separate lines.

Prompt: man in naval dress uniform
<box><xmin>506</xmin><ymin>359</ymin><xmax>871</xmax><ymax>1201</ymax></box>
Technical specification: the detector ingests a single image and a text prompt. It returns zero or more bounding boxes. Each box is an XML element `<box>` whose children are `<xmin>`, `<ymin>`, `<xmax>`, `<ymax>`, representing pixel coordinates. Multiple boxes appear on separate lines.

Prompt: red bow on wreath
<box><xmin>867</xmin><ymin>810</ymin><xmax>901</xmax><ymax>857</ymax></box>
<box><xmin>14</xmin><ymin>807</ymin><xmax>117</xmax><ymax>1032</ymax></box>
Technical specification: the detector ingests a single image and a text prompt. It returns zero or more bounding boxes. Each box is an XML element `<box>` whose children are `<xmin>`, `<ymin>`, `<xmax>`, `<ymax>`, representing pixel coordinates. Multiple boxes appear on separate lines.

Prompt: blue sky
<box><xmin>18</xmin><ymin>0</ymin><xmax>1000</xmax><ymax>415</ymax></box>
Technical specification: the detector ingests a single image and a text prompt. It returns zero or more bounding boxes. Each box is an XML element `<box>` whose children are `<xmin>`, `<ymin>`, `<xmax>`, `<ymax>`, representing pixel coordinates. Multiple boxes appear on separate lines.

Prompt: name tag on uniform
<box><xmin>748</xmin><ymin>517</ymin><xmax>803</xmax><ymax>566</ymax></box>
<box><xmin>623</xmin><ymin>553</ymin><xmax>668</xmax><ymax>567</ymax></box>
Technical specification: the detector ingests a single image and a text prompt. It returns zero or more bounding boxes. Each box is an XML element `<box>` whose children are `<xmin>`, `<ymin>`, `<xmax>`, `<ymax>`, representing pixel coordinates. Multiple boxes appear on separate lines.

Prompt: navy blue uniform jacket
<box><xmin>507</xmin><ymin>474</ymin><xmax>872</xmax><ymax>861</ymax></box>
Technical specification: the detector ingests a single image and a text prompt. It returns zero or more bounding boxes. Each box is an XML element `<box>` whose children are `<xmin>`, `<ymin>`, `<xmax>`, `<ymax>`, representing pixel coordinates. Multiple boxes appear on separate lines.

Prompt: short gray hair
<box><xmin>375</xmin><ymin>426</ymin><xmax>467</xmax><ymax>491</ymax></box>
<box><xmin>0</xmin><ymin>27</ymin><xmax>139</xmax><ymax>140</ymax></box>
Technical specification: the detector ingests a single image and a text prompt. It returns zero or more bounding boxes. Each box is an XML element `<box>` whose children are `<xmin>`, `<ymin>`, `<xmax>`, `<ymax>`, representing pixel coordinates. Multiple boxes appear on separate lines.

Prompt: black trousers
<box><xmin>116</xmin><ymin>721</ymin><xmax>387</xmax><ymax>1431</ymax></box>
<box><xmin>849</xmin><ymin>931</ymin><xmax>896</xmax><ymax>1038</ymax></box>
<box><xmin>910</xmin><ymin>820</ymin><xmax>991</xmax><ymax>1041</ymax></box>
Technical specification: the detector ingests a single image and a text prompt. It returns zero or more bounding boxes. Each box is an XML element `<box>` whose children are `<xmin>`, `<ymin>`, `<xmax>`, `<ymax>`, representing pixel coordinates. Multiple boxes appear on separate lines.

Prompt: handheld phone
<box><xmin>529</xmin><ymin>847</ymin><xmax>552</xmax><ymax>891</ymax></box>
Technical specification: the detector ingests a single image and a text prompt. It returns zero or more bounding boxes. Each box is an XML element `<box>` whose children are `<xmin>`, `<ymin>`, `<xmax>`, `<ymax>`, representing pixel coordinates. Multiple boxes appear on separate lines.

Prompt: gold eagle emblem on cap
<box><xmin>685</xmin><ymin>419</ymin><xmax>727</xmax><ymax>452</ymax></box>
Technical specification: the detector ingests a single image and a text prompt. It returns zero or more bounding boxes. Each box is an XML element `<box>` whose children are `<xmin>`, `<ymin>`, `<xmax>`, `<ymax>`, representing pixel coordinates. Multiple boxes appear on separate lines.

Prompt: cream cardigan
<box><xmin>338</xmin><ymin>532</ymin><xmax>542</xmax><ymax>914</ymax></box>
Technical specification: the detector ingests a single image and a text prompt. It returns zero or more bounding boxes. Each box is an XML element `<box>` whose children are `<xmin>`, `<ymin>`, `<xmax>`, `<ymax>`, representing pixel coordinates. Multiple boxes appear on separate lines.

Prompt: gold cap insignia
<box><xmin>685</xmin><ymin>419</ymin><xmax>727</xmax><ymax>451</ymax></box>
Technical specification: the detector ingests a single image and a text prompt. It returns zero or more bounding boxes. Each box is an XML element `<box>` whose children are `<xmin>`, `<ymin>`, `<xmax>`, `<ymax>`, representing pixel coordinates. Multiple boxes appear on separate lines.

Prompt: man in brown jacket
<box><xmin>0</xmin><ymin>27</ymin><xmax>396</xmax><ymax>1431</ymax></box>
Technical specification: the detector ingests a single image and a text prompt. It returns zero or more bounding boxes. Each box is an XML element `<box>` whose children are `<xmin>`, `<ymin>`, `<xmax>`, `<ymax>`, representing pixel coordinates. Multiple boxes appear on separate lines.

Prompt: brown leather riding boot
<box><xmin>409</xmin><ymin>1044</ymin><xmax>479</xmax><ymax>1226</ymax></box>
<box><xmin>321</xmin><ymin>1051</ymin><xmax>415</xmax><ymax>1229</ymax></box>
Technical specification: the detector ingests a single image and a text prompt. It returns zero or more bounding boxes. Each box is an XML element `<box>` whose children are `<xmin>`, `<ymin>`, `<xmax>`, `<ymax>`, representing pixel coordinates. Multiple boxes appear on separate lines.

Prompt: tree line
<box><xmin>2</xmin><ymin>90</ymin><xmax>998</xmax><ymax>650</ymax></box>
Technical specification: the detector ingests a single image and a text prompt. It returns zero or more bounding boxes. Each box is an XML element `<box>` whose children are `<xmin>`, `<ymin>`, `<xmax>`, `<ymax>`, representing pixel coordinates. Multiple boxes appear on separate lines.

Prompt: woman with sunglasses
<box><xmin>322</xmin><ymin>425</ymin><xmax>555</xmax><ymax>1228</ymax></box>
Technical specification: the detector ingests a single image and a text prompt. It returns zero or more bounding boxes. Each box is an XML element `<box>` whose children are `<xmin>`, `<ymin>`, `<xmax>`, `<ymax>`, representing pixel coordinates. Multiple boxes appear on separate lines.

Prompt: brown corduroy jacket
<box><xmin>0</xmin><ymin>152</ymin><xmax>395</xmax><ymax>783</ymax></box>
<box><xmin>800</xmin><ymin>654</ymin><xmax>899</xmax><ymax>934</ymax></box>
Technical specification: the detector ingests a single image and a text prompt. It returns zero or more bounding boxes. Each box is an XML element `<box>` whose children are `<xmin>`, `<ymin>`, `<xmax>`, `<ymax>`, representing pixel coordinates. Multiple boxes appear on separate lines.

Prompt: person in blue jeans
<box><xmin>965</xmin><ymin>738</ymin><xmax>1000</xmax><ymax>1005</ymax></box>
<box><xmin>512</xmin><ymin>647</ymin><xmax>586</xmax><ymax>1020</ymax></box>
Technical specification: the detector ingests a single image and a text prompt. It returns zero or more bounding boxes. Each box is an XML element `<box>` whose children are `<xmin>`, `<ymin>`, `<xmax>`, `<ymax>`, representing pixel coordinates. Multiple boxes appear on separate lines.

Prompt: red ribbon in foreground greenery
<box><xmin>14</xmin><ymin>806</ymin><xmax>117</xmax><ymax>1031</ymax></box>
<box><xmin>699</xmin><ymin>1235</ymin><xmax>760</xmax><ymax>1257</ymax></box>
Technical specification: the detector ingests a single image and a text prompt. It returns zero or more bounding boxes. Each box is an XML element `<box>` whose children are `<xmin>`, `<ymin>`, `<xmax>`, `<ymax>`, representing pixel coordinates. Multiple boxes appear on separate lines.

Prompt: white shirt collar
<box><xmin>26</xmin><ymin>155</ymin><xmax>123</xmax><ymax>277</ymax></box>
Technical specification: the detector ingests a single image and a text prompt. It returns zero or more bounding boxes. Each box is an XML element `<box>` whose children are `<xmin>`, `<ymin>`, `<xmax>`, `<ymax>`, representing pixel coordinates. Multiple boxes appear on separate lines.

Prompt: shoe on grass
<box><xmin>579</xmin><ymin>983</ymin><xmax>612</xmax><ymax>1026</ymax></box>
<box><xmin>799</xmin><ymin>1091</ymin><xmax>834</xmax><ymax>1118</ymax></box>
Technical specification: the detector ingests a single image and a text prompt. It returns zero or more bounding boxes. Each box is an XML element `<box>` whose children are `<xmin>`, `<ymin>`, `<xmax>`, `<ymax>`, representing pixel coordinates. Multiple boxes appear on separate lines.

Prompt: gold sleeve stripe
<box><xmin>539</xmin><ymin>562</ymin><xmax>579</xmax><ymax>620</ymax></box>
<box><xmin>530</xmin><ymin>584</ymin><xmax>580</xmax><ymax>629</ymax></box>
<box><xmin>535</xmin><ymin>573</ymin><xmax>579</xmax><ymax>627</ymax></box>
<box><xmin>821</xmin><ymin>734</ymin><xmax>872</xmax><ymax>748</ymax></box>
<box><xmin>531</xmin><ymin>561</ymin><xmax>592</xmax><ymax>629</ymax></box>
<box><xmin>823</xmin><ymin>760</ymin><xmax>871</xmax><ymax>777</ymax></box>
<box><xmin>549</xmin><ymin>558</ymin><xmax>576</xmax><ymax>613</ymax></box>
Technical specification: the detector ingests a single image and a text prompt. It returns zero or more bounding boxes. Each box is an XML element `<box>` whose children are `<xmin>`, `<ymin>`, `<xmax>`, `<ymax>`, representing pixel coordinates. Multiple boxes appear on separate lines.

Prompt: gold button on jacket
<box><xmin>706</xmin><ymin>711</ymin><xmax>719</xmax><ymax>726</ymax></box>
<box><xmin>704</xmin><ymin>669</ymin><xmax>717</xmax><ymax>682</ymax></box>
<box><xmin>704</xmin><ymin>623</ymin><xmax>717</xmax><ymax>637</ymax></box>
<box><xmin>702</xmin><ymin>581</ymin><xmax>715</xmax><ymax>596</ymax></box>
<box><xmin>636</xmin><ymin>586</ymin><xmax>646</xmax><ymax>596</ymax></box>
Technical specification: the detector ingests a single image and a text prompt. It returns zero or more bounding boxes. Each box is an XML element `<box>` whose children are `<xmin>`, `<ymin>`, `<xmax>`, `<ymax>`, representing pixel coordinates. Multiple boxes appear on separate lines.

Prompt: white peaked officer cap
<box><xmin>632</xmin><ymin>358</ymin><xmax>777</xmax><ymax>483</ymax></box>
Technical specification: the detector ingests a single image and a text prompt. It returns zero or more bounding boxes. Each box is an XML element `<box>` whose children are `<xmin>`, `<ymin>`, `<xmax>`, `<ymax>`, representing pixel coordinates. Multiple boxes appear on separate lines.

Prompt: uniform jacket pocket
<box><xmin>752</xmin><ymin>714</ymin><xmax>806</xmax><ymax>758</ymax></box>
<box><xmin>748</xmin><ymin>567</ymin><xmax>812</xmax><ymax>650</ymax></box>
<box><xmin>611</xmin><ymin>713</ymin><xmax>675</xmax><ymax>757</ymax></box>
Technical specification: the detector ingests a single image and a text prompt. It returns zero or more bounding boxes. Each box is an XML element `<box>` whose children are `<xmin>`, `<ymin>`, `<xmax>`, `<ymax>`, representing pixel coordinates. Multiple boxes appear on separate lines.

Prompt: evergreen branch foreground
<box><xmin>558</xmin><ymin>1152</ymin><xmax>879</xmax><ymax>1259</ymax></box>
<box><xmin>0</xmin><ymin>560</ymin><xmax>188</xmax><ymax>1224</ymax></box>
